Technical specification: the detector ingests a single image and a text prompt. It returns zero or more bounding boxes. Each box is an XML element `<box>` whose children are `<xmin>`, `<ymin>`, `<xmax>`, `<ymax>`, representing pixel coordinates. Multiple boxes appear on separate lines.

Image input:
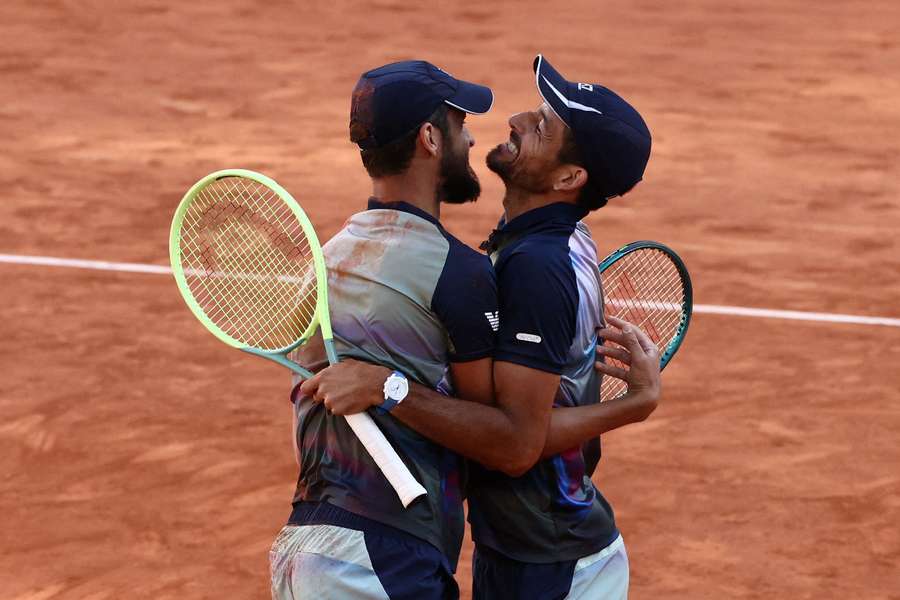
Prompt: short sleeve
<box><xmin>431</xmin><ymin>239</ymin><xmax>498</xmax><ymax>362</ymax></box>
<box><xmin>493</xmin><ymin>248</ymin><xmax>578</xmax><ymax>374</ymax></box>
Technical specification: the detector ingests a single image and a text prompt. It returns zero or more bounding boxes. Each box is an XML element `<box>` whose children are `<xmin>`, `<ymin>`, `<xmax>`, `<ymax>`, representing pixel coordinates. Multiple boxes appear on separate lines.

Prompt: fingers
<box><xmin>594</xmin><ymin>360</ymin><xmax>628</xmax><ymax>380</ymax></box>
<box><xmin>601</xmin><ymin>316</ymin><xmax>659</xmax><ymax>357</ymax></box>
<box><xmin>596</xmin><ymin>344</ymin><xmax>631</xmax><ymax>366</ymax></box>
<box><xmin>597</xmin><ymin>325</ymin><xmax>641</xmax><ymax>356</ymax></box>
<box><xmin>299</xmin><ymin>372</ymin><xmax>322</xmax><ymax>399</ymax></box>
<box><xmin>299</xmin><ymin>371</ymin><xmax>333</xmax><ymax>409</ymax></box>
<box><xmin>627</xmin><ymin>323</ymin><xmax>660</xmax><ymax>356</ymax></box>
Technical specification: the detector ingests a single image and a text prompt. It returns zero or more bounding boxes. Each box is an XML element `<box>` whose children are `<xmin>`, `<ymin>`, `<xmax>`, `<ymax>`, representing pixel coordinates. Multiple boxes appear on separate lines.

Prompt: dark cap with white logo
<box><xmin>350</xmin><ymin>60</ymin><xmax>494</xmax><ymax>150</ymax></box>
<box><xmin>533</xmin><ymin>55</ymin><xmax>651</xmax><ymax>199</ymax></box>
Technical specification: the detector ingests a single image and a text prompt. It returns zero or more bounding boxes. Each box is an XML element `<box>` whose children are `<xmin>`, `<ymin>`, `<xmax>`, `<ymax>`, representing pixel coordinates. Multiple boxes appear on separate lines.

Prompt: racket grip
<box><xmin>344</xmin><ymin>412</ymin><xmax>427</xmax><ymax>508</ymax></box>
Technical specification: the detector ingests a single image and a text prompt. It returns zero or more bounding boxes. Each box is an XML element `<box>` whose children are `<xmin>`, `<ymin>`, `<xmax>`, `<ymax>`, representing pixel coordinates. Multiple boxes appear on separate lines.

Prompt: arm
<box><xmin>302</xmin><ymin>316</ymin><xmax>661</xmax><ymax>469</ymax></box>
<box><xmin>448</xmin><ymin>357</ymin><xmax>495</xmax><ymax>406</ymax></box>
<box><xmin>541</xmin><ymin>316</ymin><xmax>663</xmax><ymax>458</ymax></box>
<box><xmin>291</xmin><ymin>397</ymin><xmax>301</xmax><ymax>466</ymax></box>
<box><xmin>301</xmin><ymin>251</ymin><xmax>573</xmax><ymax>476</ymax></box>
<box><xmin>301</xmin><ymin>359</ymin><xmax>557</xmax><ymax>476</ymax></box>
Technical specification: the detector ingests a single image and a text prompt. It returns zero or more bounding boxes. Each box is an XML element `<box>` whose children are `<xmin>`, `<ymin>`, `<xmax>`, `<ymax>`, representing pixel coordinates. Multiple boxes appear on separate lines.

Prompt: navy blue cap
<box><xmin>350</xmin><ymin>60</ymin><xmax>493</xmax><ymax>149</ymax></box>
<box><xmin>533</xmin><ymin>55</ymin><xmax>651</xmax><ymax>199</ymax></box>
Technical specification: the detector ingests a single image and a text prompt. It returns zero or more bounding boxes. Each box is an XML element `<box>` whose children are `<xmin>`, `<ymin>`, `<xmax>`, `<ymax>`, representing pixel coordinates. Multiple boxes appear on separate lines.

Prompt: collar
<box><xmin>479</xmin><ymin>201</ymin><xmax>587</xmax><ymax>253</ymax></box>
<box><xmin>367</xmin><ymin>197</ymin><xmax>440</xmax><ymax>227</ymax></box>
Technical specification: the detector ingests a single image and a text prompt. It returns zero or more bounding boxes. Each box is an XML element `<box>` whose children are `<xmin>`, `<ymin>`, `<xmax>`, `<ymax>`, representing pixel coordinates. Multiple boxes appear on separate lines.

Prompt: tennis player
<box><xmin>302</xmin><ymin>55</ymin><xmax>657</xmax><ymax>599</ymax></box>
<box><xmin>268</xmin><ymin>61</ymin><xmax>501</xmax><ymax>600</ymax></box>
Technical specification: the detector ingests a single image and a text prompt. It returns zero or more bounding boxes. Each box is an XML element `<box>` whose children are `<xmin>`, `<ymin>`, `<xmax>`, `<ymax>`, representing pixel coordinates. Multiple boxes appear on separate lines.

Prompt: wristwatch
<box><xmin>380</xmin><ymin>371</ymin><xmax>409</xmax><ymax>412</ymax></box>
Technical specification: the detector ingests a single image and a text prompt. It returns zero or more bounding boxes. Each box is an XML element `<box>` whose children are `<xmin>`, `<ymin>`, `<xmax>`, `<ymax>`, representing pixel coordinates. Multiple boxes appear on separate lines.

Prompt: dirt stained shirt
<box><xmin>290</xmin><ymin>198</ymin><xmax>497</xmax><ymax>570</ymax></box>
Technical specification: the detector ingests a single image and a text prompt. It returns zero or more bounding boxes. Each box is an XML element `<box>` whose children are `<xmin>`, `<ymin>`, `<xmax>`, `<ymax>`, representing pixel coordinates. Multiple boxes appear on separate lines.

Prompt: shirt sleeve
<box><xmin>431</xmin><ymin>239</ymin><xmax>498</xmax><ymax>362</ymax></box>
<box><xmin>493</xmin><ymin>248</ymin><xmax>578</xmax><ymax>374</ymax></box>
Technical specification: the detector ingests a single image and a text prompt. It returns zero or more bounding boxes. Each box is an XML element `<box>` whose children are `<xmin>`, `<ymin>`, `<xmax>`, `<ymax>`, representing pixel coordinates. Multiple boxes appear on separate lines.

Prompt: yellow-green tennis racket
<box><xmin>169</xmin><ymin>169</ymin><xmax>426</xmax><ymax>507</ymax></box>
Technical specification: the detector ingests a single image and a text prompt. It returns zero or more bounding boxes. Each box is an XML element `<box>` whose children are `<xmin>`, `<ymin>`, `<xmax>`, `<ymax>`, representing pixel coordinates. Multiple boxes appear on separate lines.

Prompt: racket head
<box><xmin>169</xmin><ymin>169</ymin><xmax>332</xmax><ymax>355</ymax></box>
<box><xmin>598</xmin><ymin>240</ymin><xmax>693</xmax><ymax>399</ymax></box>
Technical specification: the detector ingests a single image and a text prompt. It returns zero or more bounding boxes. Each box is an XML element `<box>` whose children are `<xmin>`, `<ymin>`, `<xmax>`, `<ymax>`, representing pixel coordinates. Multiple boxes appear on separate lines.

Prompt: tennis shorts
<box><xmin>269</xmin><ymin>504</ymin><xmax>458</xmax><ymax>600</ymax></box>
<box><xmin>472</xmin><ymin>535</ymin><xmax>628</xmax><ymax>600</ymax></box>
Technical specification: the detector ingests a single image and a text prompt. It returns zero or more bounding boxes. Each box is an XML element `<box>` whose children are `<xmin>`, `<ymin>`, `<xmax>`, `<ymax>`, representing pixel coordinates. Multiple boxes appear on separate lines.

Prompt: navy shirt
<box><xmin>468</xmin><ymin>202</ymin><xmax>618</xmax><ymax>563</ymax></box>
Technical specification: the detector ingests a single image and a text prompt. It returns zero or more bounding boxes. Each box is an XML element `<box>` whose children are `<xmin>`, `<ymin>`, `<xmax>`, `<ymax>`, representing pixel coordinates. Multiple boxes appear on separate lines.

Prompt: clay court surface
<box><xmin>2</xmin><ymin>1</ymin><xmax>899</xmax><ymax>598</ymax></box>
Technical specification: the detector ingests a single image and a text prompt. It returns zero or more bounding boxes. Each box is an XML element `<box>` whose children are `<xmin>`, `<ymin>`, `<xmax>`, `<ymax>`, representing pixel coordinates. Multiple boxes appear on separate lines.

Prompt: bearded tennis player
<box><xmin>268</xmin><ymin>61</ymin><xmax>498</xmax><ymax>600</ymax></box>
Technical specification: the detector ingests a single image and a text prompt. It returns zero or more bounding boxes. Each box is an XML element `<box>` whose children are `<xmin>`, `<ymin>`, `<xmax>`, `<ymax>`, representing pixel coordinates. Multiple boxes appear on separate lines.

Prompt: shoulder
<box><xmin>497</xmin><ymin>232</ymin><xmax>575</xmax><ymax>283</ymax></box>
<box><xmin>437</xmin><ymin>228</ymin><xmax>495</xmax><ymax>285</ymax></box>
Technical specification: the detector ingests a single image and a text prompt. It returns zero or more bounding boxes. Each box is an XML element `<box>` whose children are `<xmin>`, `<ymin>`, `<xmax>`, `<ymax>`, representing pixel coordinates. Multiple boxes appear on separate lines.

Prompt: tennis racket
<box><xmin>169</xmin><ymin>169</ymin><xmax>427</xmax><ymax>507</ymax></box>
<box><xmin>598</xmin><ymin>240</ymin><xmax>692</xmax><ymax>401</ymax></box>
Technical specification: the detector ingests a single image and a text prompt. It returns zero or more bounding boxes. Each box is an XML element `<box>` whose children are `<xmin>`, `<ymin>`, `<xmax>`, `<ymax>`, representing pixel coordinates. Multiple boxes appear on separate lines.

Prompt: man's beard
<box><xmin>485</xmin><ymin>144</ymin><xmax>512</xmax><ymax>182</ymax></box>
<box><xmin>438</xmin><ymin>147</ymin><xmax>481</xmax><ymax>204</ymax></box>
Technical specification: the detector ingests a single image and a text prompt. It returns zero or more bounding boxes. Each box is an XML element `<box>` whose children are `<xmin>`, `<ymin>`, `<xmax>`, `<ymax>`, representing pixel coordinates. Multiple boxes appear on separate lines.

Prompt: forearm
<box><xmin>301</xmin><ymin>359</ymin><xmax>554</xmax><ymax>476</ymax></box>
<box><xmin>392</xmin><ymin>384</ymin><xmax>543</xmax><ymax>476</ymax></box>
<box><xmin>542</xmin><ymin>391</ymin><xmax>656</xmax><ymax>458</ymax></box>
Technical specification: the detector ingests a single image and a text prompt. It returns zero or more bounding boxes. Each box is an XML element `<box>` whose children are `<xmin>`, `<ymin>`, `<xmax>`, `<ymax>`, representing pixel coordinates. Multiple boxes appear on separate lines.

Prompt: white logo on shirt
<box><xmin>484</xmin><ymin>311</ymin><xmax>500</xmax><ymax>332</ymax></box>
<box><xmin>516</xmin><ymin>332</ymin><xmax>542</xmax><ymax>344</ymax></box>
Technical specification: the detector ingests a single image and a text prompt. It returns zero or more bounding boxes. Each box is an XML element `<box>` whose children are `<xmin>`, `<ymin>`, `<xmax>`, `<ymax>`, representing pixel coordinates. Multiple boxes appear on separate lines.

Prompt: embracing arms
<box><xmin>539</xmin><ymin>316</ymin><xmax>661</xmax><ymax>458</ymax></box>
<box><xmin>300</xmin><ymin>316</ymin><xmax>661</xmax><ymax>474</ymax></box>
<box><xmin>301</xmin><ymin>356</ymin><xmax>558</xmax><ymax>476</ymax></box>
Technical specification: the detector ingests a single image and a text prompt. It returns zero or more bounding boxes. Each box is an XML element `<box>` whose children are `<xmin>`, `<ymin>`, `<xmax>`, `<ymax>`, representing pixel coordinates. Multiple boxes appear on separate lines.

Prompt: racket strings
<box><xmin>187</xmin><ymin>182</ymin><xmax>315</xmax><ymax>349</ymax></box>
<box><xmin>182</xmin><ymin>187</ymin><xmax>299</xmax><ymax>346</ymax></box>
<box><xmin>178</xmin><ymin>176</ymin><xmax>319</xmax><ymax>350</ymax></box>
<box><xmin>210</xmin><ymin>177</ymin><xmax>317</xmax><ymax>344</ymax></box>
<box><xmin>600</xmin><ymin>249</ymin><xmax>686</xmax><ymax>401</ymax></box>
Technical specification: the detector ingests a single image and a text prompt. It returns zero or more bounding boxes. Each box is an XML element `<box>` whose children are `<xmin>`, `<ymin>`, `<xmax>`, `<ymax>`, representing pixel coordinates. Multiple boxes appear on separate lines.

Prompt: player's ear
<box><xmin>418</xmin><ymin>122</ymin><xmax>441</xmax><ymax>158</ymax></box>
<box><xmin>553</xmin><ymin>165</ymin><xmax>588</xmax><ymax>193</ymax></box>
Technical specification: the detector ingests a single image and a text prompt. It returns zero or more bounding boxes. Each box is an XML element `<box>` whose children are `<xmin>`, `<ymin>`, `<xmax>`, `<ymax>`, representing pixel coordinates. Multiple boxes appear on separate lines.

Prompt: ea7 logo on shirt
<box><xmin>484</xmin><ymin>311</ymin><xmax>499</xmax><ymax>332</ymax></box>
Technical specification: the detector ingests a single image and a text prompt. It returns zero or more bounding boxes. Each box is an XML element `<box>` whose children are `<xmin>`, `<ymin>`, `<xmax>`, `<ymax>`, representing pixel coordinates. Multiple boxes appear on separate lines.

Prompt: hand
<box><xmin>595</xmin><ymin>315</ymin><xmax>662</xmax><ymax>419</ymax></box>
<box><xmin>299</xmin><ymin>359</ymin><xmax>393</xmax><ymax>416</ymax></box>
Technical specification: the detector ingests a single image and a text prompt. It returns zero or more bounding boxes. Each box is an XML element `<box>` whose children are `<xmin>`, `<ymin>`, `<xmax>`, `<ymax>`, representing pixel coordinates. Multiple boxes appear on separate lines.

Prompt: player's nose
<box><xmin>508</xmin><ymin>112</ymin><xmax>527</xmax><ymax>132</ymax></box>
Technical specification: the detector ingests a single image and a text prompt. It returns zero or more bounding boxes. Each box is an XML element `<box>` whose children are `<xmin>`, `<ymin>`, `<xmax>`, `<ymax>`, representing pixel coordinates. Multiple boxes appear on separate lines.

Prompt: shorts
<box><xmin>270</xmin><ymin>504</ymin><xmax>458</xmax><ymax>600</ymax></box>
<box><xmin>472</xmin><ymin>535</ymin><xmax>628</xmax><ymax>600</ymax></box>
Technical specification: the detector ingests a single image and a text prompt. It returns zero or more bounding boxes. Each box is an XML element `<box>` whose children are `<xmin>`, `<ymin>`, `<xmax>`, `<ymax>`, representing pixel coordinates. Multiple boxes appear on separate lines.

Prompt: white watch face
<box><xmin>385</xmin><ymin>375</ymin><xmax>409</xmax><ymax>402</ymax></box>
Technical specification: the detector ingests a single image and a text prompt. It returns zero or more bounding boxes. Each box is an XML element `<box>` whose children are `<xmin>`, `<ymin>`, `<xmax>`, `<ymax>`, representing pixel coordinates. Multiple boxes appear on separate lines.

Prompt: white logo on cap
<box><xmin>542</xmin><ymin>75</ymin><xmax>603</xmax><ymax>115</ymax></box>
<box><xmin>578</xmin><ymin>83</ymin><xmax>594</xmax><ymax>92</ymax></box>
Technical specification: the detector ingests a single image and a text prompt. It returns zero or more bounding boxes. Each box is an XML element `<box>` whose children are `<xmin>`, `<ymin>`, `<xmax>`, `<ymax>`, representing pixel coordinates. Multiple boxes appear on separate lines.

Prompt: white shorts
<box><xmin>565</xmin><ymin>535</ymin><xmax>629</xmax><ymax>599</ymax></box>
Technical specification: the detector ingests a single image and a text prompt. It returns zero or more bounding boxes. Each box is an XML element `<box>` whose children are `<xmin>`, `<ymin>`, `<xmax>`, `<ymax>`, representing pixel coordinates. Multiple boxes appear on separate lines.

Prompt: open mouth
<box><xmin>505</xmin><ymin>130</ymin><xmax>520</xmax><ymax>157</ymax></box>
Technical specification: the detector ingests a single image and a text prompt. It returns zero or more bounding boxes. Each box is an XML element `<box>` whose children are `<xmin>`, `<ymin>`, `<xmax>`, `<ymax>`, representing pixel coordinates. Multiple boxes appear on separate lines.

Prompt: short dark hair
<box><xmin>558</xmin><ymin>127</ymin><xmax>608</xmax><ymax>211</ymax></box>
<box><xmin>355</xmin><ymin>104</ymin><xmax>451</xmax><ymax>179</ymax></box>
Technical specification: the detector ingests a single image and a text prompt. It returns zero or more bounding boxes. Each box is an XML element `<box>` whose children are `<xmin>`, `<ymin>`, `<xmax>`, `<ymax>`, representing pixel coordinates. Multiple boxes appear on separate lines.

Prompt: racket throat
<box><xmin>242</xmin><ymin>347</ymin><xmax>314</xmax><ymax>379</ymax></box>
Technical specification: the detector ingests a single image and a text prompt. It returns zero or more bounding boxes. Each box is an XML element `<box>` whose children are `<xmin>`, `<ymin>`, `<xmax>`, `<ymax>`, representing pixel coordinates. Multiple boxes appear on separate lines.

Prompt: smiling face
<box><xmin>486</xmin><ymin>102</ymin><xmax>570</xmax><ymax>193</ymax></box>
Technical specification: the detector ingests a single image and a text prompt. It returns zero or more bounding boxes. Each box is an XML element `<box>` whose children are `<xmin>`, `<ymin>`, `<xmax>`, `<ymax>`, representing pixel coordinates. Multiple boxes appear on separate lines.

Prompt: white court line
<box><xmin>0</xmin><ymin>253</ymin><xmax>171</xmax><ymax>274</ymax></box>
<box><xmin>3</xmin><ymin>253</ymin><xmax>900</xmax><ymax>328</ymax></box>
<box><xmin>692</xmin><ymin>304</ymin><xmax>900</xmax><ymax>327</ymax></box>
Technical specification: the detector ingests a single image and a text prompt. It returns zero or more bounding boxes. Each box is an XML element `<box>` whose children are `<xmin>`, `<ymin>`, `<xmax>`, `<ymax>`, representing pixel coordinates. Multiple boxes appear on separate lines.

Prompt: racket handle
<box><xmin>344</xmin><ymin>412</ymin><xmax>427</xmax><ymax>507</ymax></box>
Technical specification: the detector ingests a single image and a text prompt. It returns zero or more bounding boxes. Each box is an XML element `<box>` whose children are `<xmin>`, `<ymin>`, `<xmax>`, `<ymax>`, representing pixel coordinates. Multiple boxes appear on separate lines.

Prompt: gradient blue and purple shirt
<box><xmin>290</xmin><ymin>199</ymin><xmax>497</xmax><ymax>569</ymax></box>
<box><xmin>468</xmin><ymin>202</ymin><xmax>619</xmax><ymax>563</ymax></box>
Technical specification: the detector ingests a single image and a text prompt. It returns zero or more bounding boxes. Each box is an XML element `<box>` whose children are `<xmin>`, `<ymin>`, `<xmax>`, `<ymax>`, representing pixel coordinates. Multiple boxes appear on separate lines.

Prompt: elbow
<box><xmin>499</xmin><ymin>461</ymin><xmax>532</xmax><ymax>478</ymax></box>
<box><xmin>496</xmin><ymin>443</ymin><xmax>542</xmax><ymax>477</ymax></box>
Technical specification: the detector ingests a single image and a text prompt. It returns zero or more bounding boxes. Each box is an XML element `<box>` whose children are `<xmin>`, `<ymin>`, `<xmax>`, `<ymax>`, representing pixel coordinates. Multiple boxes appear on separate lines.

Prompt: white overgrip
<box><xmin>344</xmin><ymin>412</ymin><xmax>427</xmax><ymax>507</ymax></box>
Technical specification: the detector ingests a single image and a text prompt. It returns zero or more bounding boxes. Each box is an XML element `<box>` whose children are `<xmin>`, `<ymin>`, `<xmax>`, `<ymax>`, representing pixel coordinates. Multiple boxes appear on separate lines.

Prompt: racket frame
<box><xmin>169</xmin><ymin>169</ymin><xmax>425</xmax><ymax>507</ymax></box>
<box><xmin>598</xmin><ymin>240</ymin><xmax>693</xmax><ymax>370</ymax></box>
<box><xmin>169</xmin><ymin>169</ymin><xmax>337</xmax><ymax>377</ymax></box>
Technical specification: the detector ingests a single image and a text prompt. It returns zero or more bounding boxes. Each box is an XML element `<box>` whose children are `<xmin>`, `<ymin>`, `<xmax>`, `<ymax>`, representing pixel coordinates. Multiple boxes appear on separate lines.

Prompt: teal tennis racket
<box><xmin>598</xmin><ymin>240</ymin><xmax>693</xmax><ymax>401</ymax></box>
<box><xmin>169</xmin><ymin>169</ymin><xmax>426</xmax><ymax>507</ymax></box>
